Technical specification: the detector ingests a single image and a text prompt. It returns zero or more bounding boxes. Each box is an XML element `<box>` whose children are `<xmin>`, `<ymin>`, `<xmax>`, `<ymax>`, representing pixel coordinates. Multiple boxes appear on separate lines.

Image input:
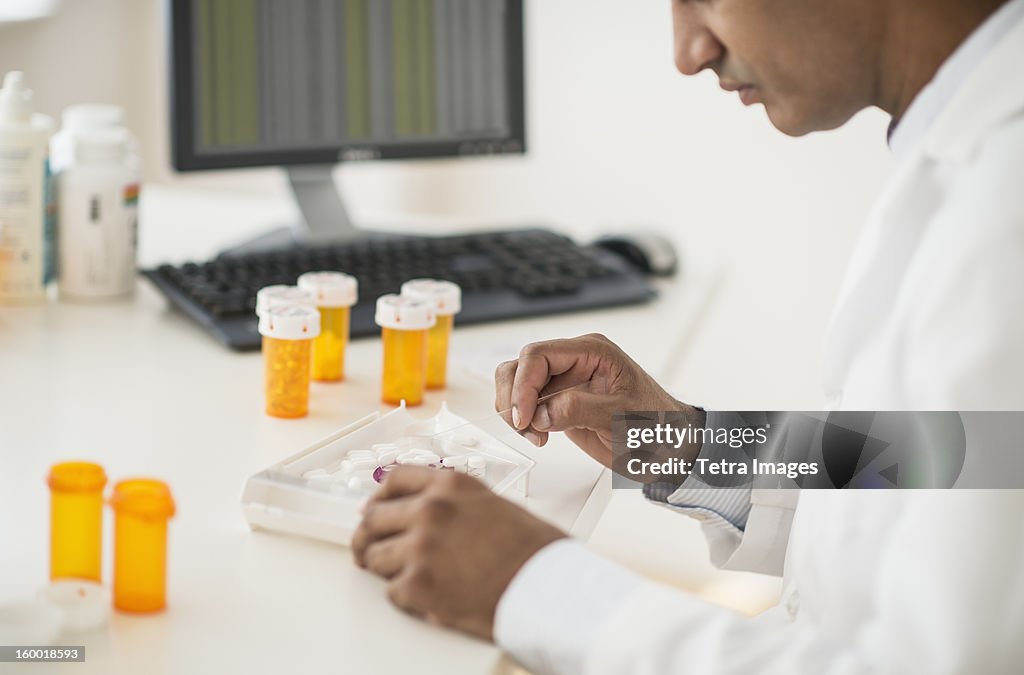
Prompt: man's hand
<box><xmin>352</xmin><ymin>467</ymin><xmax>565</xmax><ymax>641</ymax></box>
<box><xmin>495</xmin><ymin>333</ymin><xmax>704</xmax><ymax>469</ymax></box>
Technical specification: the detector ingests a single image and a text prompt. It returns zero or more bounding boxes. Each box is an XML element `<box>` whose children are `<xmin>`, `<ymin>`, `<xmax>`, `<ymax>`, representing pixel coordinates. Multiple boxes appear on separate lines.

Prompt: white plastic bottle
<box><xmin>51</xmin><ymin>104</ymin><xmax>140</xmax><ymax>299</ymax></box>
<box><xmin>0</xmin><ymin>71</ymin><xmax>56</xmax><ymax>303</ymax></box>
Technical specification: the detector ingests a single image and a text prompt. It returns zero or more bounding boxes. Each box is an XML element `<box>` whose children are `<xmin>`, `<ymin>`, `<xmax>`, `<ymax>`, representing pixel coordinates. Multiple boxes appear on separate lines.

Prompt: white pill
<box><xmin>372</xmin><ymin>443</ymin><xmax>399</xmax><ymax>456</ymax></box>
<box><xmin>455</xmin><ymin>432</ymin><xmax>479</xmax><ymax>447</ymax></box>
<box><xmin>467</xmin><ymin>456</ymin><xmax>487</xmax><ymax>478</ymax></box>
<box><xmin>396</xmin><ymin>453</ymin><xmax>419</xmax><ymax>465</ymax></box>
<box><xmin>351</xmin><ymin>458</ymin><xmax>377</xmax><ymax>471</ymax></box>
<box><xmin>443</xmin><ymin>455</ymin><xmax>468</xmax><ymax>468</ymax></box>
<box><xmin>410</xmin><ymin>449</ymin><xmax>439</xmax><ymax>460</ymax></box>
<box><xmin>454</xmin><ymin>464</ymin><xmax>469</xmax><ymax>474</ymax></box>
<box><xmin>347</xmin><ymin>476</ymin><xmax>365</xmax><ymax>491</ymax></box>
<box><xmin>339</xmin><ymin>459</ymin><xmax>354</xmax><ymax>474</ymax></box>
<box><xmin>303</xmin><ymin>468</ymin><xmax>333</xmax><ymax>485</ymax></box>
<box><xmin>347</xmin><ymin>451</ymin><xmax>376</xmax><ymax>461</ymax></box>
<box><xmin>377</xmin><ymin>450</ymin><xmax>400</xmax><ymax>466</ymax></box>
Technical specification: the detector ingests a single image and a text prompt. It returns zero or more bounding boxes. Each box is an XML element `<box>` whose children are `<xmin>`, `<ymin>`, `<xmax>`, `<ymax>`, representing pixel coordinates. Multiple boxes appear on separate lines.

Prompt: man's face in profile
<box><xmin>672</xmin><ymin>0</ymin><xmax>883</xmax><ymax>135</ymax></box>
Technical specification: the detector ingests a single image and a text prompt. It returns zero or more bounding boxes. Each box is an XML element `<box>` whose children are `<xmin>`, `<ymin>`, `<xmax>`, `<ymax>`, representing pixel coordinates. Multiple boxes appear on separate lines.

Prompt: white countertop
<box><xmin>0</xmin><ymin>186</ymin><xmax>717</xmax><ymax>674</ymax></box>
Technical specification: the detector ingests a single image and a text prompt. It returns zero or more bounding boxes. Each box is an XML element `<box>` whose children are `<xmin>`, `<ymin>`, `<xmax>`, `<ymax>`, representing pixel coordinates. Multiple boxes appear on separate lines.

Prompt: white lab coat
<box><xmin>587</xmin><ymin>12</ymin><xmax>1024</xmax><ymax>675</ymax></box>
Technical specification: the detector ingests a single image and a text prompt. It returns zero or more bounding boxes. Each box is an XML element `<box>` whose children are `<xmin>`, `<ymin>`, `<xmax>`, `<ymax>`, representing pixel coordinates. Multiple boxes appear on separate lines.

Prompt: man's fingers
<box><xmin>354</xmin><ymin>469</ymin><xmax>440</xmax><ymax>562</ymax></box>
<box><xmin>352</xmin><ymin>495</ymin><xmax>422</xmax><ymax>562</ymax></box>
<box><xmin>521</xmin><ymin>429</ymin><xmax>548</xmax><ymax>447</ymax></box>
<box><xmin>494</xmin><ymin>359</ymin><xmax>518</xmax><ymax>427</ymax></box>
<box><xmin>387</xmin><ymin>565</ymin><xmax>432</xmax><ymax>619</ymax></box>
<box><xmin>362</xmin><ymin>534</ymin><xmax>411</xmax><ymax>579</ymax></box>
<box><xmin>511</xmin><ymin>338</ymin><xmax>600</xmax><ymax>431</ymax></box>
<box><xmin>510</xmin><ymin>344</ymin><xmax>563</xmax><ymax>429</ymax></box>
<box><xmin>370</xmin><ymin>466</ymin><xmax>438</xmax><ymax>502</ymax></box>
<box><xmin>531</xmin><ymin>390</ymin><xmax>612</xmax><ymax>433</ymax></box>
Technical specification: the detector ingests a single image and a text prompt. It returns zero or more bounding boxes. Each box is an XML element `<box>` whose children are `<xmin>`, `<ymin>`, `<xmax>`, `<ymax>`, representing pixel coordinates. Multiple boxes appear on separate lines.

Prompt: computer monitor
<box><xmin>168</xmin><ymin>0</ymin><xmax>525</xmax><ymax>241</ymax></box>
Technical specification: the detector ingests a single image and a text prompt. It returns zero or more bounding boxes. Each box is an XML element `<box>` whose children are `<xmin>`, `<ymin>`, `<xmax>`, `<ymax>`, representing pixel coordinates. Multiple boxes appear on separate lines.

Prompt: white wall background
<box><xmin>0</xmin><ymin>0</ymin><xmax>896</xmax><ymax>409</ymax></box>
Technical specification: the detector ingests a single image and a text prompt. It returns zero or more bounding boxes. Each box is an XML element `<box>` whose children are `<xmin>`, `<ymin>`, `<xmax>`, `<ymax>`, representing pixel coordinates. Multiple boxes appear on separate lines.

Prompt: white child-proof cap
<box><xmin>72</xmin><ymin>128</ymin><xmax>133</xmax><ymax>163</ymax></box>
<box><xmin>255</xmin><ymin>285</ymin><xmax>315</xmax><ymax>317</ymax></box>
<box><xmin>0</xmin><ymin>580</ymin><xmax>110</xmax><ymax>645</ymax></box>
<box><xmin>297</xmin><ymin>271</ymin><xmax>358</xmax><ymax>308</ymax></box>
<box><xmin>61</xmin><ymin>104</ymin><xmax>125</xmax><ymax>131</ymax></box>
<box><xmin>41</xmin><ymin>580</ymin><xmax>110</xmax><ymax>633</ymax></box>
<box><xmin>0</xmin><ymin>71</ymin><xmax>32</xmax><ymax>123</ymax></box>
<box><xmin>400</xmin><ymin>279</ymin><xmax>462</xmax><ymax>315</ymax></box>
<box><xmin>258</xmin><ymin>305</ymin><xmax>321</xmax><ymax>340</ymax></box>
<box><xmin>374</xmin><ymin>294</ymin><xmax>436</xmax><ymax>331</ymax></box>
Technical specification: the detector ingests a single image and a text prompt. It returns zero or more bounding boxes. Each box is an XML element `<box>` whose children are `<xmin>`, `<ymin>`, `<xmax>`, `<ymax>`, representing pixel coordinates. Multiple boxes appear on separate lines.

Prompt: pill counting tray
<box><xmin>241</xmin><ymin>403</ymin><xmax>535</xmax><ymax>546</ymax></box>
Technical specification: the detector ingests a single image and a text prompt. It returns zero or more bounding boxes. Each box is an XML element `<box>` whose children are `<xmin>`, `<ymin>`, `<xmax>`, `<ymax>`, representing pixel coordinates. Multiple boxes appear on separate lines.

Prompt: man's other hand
<box><xmin>352</xmin><ymin>467</ymin><xmax>565</xmax><ymax>641</ymax></box>
<box><xmin>495</xmin><ymin>333</ymin><xmax>702</xmax><ymax>468</ymax></box>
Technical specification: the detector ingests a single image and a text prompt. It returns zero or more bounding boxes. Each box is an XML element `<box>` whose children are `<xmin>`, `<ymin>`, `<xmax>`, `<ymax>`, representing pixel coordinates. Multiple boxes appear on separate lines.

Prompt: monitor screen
<box><xmin>170</xmin><ymin>0</ymin><xmax>525</xmax><ymax>171</ymax></box>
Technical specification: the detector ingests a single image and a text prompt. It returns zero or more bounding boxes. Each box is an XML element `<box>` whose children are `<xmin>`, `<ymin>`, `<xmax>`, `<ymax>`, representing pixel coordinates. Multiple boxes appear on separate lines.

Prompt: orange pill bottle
<box><xmin>259</xmin><ymin>304</ymin><xmax>321</xmax><ymax>418</ymax></box>
<box><xmin>298</xmin><ymin>271</ymin><xmax>358</xmax><ymax>382</ymax></box>
<box><xmin>375</xmin><ymin>294</ymin><xmax>435</xmax><ymax>406</ymax></box>
<box><xmin>401</xmin><ymin>279</ymin><xmax>461</xmax><ymax>389</ymax></box>
<box><xmin>48</xmin><ymin>461</ymin><xmax>108</xmax><ymax>582</ymax></box>
<box><xmin>110</xmin><ymin>478</ymin><xmax>175</xmax><ymax>613</ymax></box>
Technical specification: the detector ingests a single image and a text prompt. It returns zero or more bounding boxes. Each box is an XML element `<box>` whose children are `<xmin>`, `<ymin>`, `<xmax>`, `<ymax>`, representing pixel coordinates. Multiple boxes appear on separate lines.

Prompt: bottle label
<box><xmin>0</xmin><ymin>136</ymin><xmax>48</xmax><ymax>301</ymax></box>
<box><xmin>57</xmin><ymin>174</ymin><xmax>139</xmax><ymax>298</ymax></box>
<box><xmin>124</xmin><ymin>183</ymin><xmax>139</xmax><ymax>207</ymax></box>
<box><xmin>43</xmin><ymin>158</ymin><xmax>56</xmax><ymax>284</ymax></box>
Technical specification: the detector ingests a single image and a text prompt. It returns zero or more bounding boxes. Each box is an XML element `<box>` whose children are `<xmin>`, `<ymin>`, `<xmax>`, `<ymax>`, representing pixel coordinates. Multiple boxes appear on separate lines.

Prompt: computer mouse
<box><xmin>591</xmin><ymin>232</ymin><xmax>679</xmax><ymax>277</ymax></box>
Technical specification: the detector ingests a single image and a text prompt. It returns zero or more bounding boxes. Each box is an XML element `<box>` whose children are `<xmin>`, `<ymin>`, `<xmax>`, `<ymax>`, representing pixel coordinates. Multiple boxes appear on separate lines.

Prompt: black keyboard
<box><xmin>143</xmin><ymin>228</ymin><xmax>656</xmax><ymax>351</ymax></box>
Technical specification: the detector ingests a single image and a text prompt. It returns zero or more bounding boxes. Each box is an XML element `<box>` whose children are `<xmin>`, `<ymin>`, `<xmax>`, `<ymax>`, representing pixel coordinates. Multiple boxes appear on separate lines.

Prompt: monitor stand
<box><xmin>217</xmin><ymin>165</ymin><xmax>399</xmax><ymax>258</ymax></box>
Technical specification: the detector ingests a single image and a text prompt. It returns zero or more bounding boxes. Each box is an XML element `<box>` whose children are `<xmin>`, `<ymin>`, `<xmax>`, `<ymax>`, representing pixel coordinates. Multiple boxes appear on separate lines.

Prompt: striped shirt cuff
<box><xmin>643</xmin><ymin>411</ymin><xmax>753</xmax><ymax>531</ymax></box>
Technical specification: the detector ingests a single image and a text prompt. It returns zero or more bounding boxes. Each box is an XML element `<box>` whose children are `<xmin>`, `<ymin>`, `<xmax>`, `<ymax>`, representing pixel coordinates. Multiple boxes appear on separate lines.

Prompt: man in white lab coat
<box><xmin>352</xmin><ymin>0</ymin><xmax>1024</xmax><ymax>672</ymax></box>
